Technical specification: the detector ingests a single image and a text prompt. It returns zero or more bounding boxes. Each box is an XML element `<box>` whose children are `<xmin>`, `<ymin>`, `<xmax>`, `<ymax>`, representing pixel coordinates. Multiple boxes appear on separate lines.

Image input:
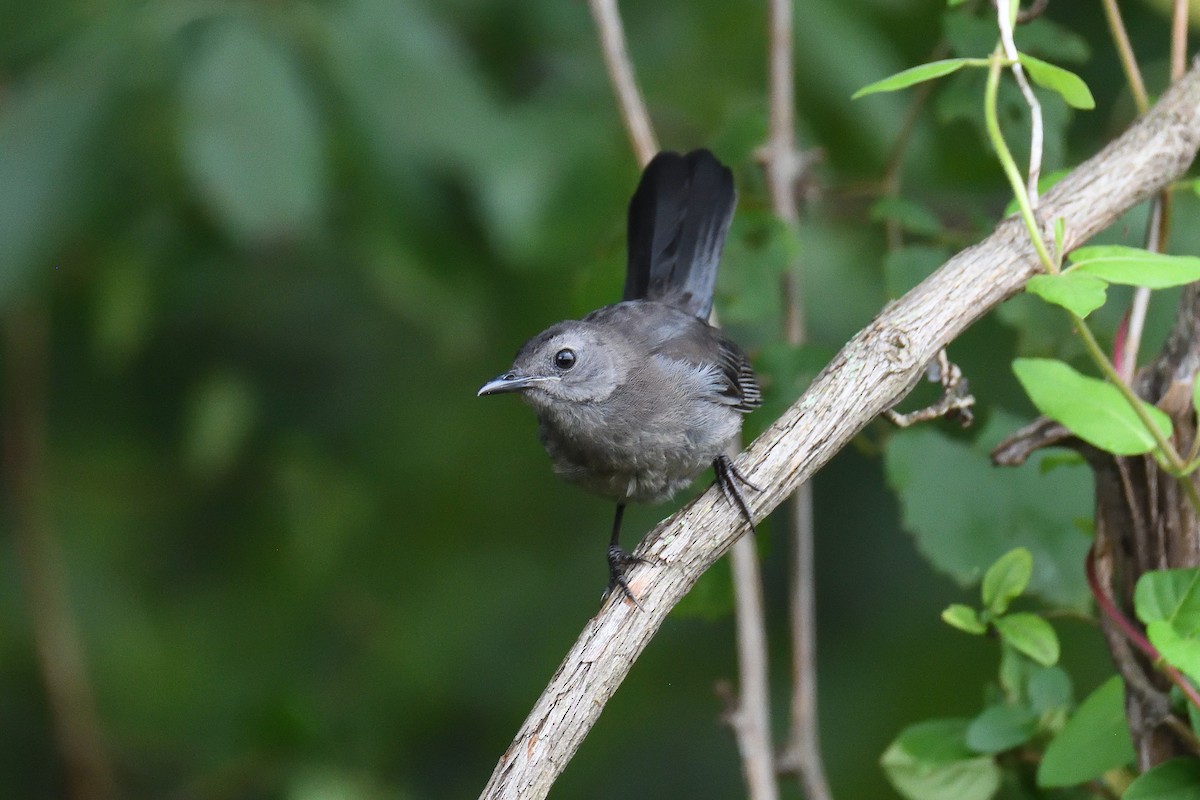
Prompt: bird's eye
<box><xmin>554</xmin><ymin>348</ymin><xmax>577</xmax><ymax>370</ymax></box>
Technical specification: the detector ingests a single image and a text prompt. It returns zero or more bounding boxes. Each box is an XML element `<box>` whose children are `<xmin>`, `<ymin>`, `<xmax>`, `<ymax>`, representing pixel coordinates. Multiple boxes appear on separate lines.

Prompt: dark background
<box><xmin>0</xmin><ymin>0</ymin><xmax>1193</xmax><ymax>797</ymax></box>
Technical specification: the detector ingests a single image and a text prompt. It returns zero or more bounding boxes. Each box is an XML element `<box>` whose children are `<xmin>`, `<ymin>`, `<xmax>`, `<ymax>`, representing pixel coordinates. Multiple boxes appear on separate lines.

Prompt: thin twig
<box><xmin>1120</xmin><ymin>204</ymin><xmax>1159</xmax><ymax>381</ymax></box>
<box><xmin>995</xmin><ymin>0</ymin><xmax>1044</xmax><ymax>205</ymax></box>
<box><xmin>1101</xmin><ymin>0</ymin><xmax>1151</xmax><ymax>114</ymax></box>
<box><xmin>1172</xmin><ymin>0</ymin><xmax>1189</xmax><ymax>82</ymax></box>
<box><xmin>728</xmin><ymin>534</ymin><xmax>779</xmax><ymax>800</ymax></box>
<box><xmin>760</xmin><ymin>0</ymin><xmax>831</xmax><ymax>798</ymax></box>
<box><xmin>3</xmin><ymin>307</ymin><xmax>113</xmax><ymax>800</ymax></box>
<box><xmin>1104</xmin><ymin>0</ymin><xmax>1171</xmax><ymax>381</ymax></box>
<box><xmin>479</xmin><ymin>60</ymin><xmax>1200</xmax><ymax>800</ymax></box>
<box><xmin>884</xmin><ymin>349</ymin><xmax>975</xmax><ymax>427</ymax></box>
<box><xmin>587</xmin><ymin>0</ymin><xmax>658</xmax><ymax>167</ymax></box>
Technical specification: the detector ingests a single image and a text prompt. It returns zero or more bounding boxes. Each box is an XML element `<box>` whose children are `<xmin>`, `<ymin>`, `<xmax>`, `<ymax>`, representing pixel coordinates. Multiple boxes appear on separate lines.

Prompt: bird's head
<box><xmin>477</xmin><ymin>321</ymin><xmax>629</xmax><ymax>407</ymax></box>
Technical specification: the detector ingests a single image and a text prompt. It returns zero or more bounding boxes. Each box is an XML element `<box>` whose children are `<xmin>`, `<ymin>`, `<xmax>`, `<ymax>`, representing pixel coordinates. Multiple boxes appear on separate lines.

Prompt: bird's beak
<box><xmin>477</xmin><ymin>371</ymin><xmax>542</xmax><ymax>397</ymax></box>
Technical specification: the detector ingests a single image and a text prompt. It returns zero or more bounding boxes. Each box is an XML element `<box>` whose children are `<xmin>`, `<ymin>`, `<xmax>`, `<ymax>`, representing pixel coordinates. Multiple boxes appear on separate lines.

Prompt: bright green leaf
<box><xmin>994</xmin><ymin>613</ymin><xmax>1059</xmax><ymax>666</ymax></box>
<box><xmin>1135</xmin><ymin>568</ymin><xmax>1200</xmax><ymax>630</ymax></box>
<box><xmin>1136</xmin><ymin>569</ymin><xmax>1200</xmax><ymax>684</ymax></box>
<box><xmin>1037</xmin><ymin>676</ymin><xmax>1134</xmax><ymax>787</ymax></box>
<box><xmin>853</xmin><ymin>59</ymin><xmax>975</xmax><ymax>99</ymax></box>
<box><xmin>1124</xmin><ymin>757</ymin><xmax>1200</xmax><ymax>800</ymax></box>
<box><xmin>881</xmin><ymin>719</ymin><xmax>1001</xmax><ymax>800</ymax></box>
<box><xmin>943</xmin><ymin>604</ymin><xmax>987</xmax><ymax>635</ymax></box>
<box><xmin>884</xmin><ymin>412</ymin><xmax>1092</xmax><ymax>609</ymax></box>
<box><xmin>1070</xmin><ymin>245</ymin><xmax>1200</xmax><ymax>289</ymax></box>
<box><xmin>180</xmin><ymin>20</ymin><xmax>327</xmax><ymax>241</ymax></box>
<box><xmin>981</xmin><ymin>548</ymin><xmax>1033</xmax><ymax>615</ymax></box>
<box><xmin>1018</xmin><ymin>54</ymin><xmax>1095</xmax><ymax>110</ymax></box>
<box><xmin>1026</xmin><ymin>272</ymin><xmax>1107</xmax><ymax>317</ymax></box>
<box><xmin>1013</xmin><ymin>358</ymin><xmax>1173</xmax><ymax>456</ymax></box>
<box><xmin>965</xmin><ymin>704</ymin><xmax>1038</xmax><ymax>753</ymax></box>
<box><xmin>1147</xmin><ymin>622</ymin><xmax>1200</xmax><ymax>686</ymax></box>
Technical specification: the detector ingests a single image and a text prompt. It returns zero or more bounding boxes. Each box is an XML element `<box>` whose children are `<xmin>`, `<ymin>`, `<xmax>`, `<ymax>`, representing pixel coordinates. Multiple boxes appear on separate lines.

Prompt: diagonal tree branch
<box><xmin>479</xmin><ymin>56</ymin><xmax>1200</xmax><ymax>800</ymax></box>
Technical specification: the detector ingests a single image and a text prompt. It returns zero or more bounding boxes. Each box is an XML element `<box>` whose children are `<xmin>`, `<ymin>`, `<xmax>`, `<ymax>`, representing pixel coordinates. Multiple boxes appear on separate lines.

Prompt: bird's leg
<box><xmin>605</xmin><ymin>503</ymin><xmax>644</xmax><ymax>607</ymax></box>
<box><xmin>713</xmin><ymin>454</ymin><xmax>758</xmax><ymax>533</ymax></box>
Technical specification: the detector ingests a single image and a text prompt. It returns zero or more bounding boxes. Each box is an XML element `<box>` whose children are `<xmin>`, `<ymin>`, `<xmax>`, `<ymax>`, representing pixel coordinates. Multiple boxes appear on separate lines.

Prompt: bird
<box><xmin>477</xmin><ymin>149</ymin><xmax>761</xmax><ymax>603</ymax></box>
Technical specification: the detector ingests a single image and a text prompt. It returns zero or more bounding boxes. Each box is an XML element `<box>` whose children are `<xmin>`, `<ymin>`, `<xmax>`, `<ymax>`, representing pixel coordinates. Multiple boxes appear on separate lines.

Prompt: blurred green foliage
<box><xmin>0</xmin><ymin>0</ymin><xmax>1193</xmax><ymax>798</ymax></box>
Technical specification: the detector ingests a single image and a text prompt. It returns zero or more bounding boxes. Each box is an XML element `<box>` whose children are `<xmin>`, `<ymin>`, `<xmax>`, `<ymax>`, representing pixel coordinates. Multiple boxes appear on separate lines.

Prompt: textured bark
<box><xmin>1096</xmin><ymin>283</ymin><xmax>1200</xmax><ymax>767</ymax></box>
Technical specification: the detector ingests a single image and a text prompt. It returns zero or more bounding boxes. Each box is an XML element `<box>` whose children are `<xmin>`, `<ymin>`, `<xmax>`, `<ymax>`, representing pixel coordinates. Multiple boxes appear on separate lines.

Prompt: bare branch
<box><xmin>884</xmin><ymin>349</ymin><xmax>975</xmax><ymax>428</ymax></box>
<box><xmin>1171</xmin><ymin>0</ymin><xmax>1189</xmax><ymax>83</ymax></box>
<box><xmin>760</xmin><ymin>1</ymin><xmax>832</xmax><ymax>797</ymax></box>
<box><xmin>4</xmin><ymin>307</ymin><xmax>113</xmax><ymax>800</ymax></box>
<box><xmin>478</xmin><ymin>55</ymin><xmax>1200</xmax><ymax>800</ymax></box>
<box><xmin>1102</xmin><ymin>0</ymin><xmax>1151</xmax><ymax>114</ymax></box>
<box><xmin>587</xmin><ymin>0</ymin><xmax>658</xmax><ymax>167</ymax></box>
<box><xmin>726</xmin><ymin>535</ymin><xmax>778</xmax><ymax>800</ymax></box>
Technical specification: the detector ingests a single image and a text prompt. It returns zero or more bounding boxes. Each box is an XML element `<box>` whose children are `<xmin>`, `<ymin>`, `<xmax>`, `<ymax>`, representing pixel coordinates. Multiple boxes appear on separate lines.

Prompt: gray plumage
<box><xmin>478</xmin><ymin>149</ymin><xmax>760</xmax><ymax>602</ymax></box>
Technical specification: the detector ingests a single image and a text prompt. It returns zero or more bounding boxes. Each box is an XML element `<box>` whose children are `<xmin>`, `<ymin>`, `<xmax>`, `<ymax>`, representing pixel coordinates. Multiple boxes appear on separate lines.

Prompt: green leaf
<box><xmin>1146</xmin><ymin>622</ymin><xmax>1200</xmax><ymax>686</ymax></box>
<box><xmin>881</xmin><ymin>719</ymin><xmax>1002</xmax><ymax>800</ymax></box>
<box><xmin>981</xmin><ymin>548</ymin><xmax>1033</xmax><ymax>615</ymax></box>
<box><xmin>853</xmin><ymin>59</ymin><xmax>975</xmax><ymax>99</ymax></box>
<box><xmin>884</xmin><ymin>411</ymin><xmax>1092</xmax><ymax>609</ymax></box>
<box><xmin>1026</xmin><ymin>272</ymin><xmax>1107</xmax><ymax>318</ymax></box>
<box><xmin>1013</xmin><ymin>358</ymin><xmax>1173</xmax><ymax>456</ymax></box>
<box><xmin>1070</xmin><ymin>245</ymin><xmax>1200</xmax><ymax>289</ymax></box>
<box><xmin>1124</xmin><ymin>757</ymin><xmax>1200</xmax><ymax>800</ymax></box>
<box><xmin>180</xmin><ymin>20</ymin><xmax>327</xmax><ymax>241</ymax></box>
<box><xmin>943</xmin><ymin>604</ymin><xmax>987</xmax><ymax>635</ymax></box>
<box><xmin>1193</xmin><ymin>375</ymin><xmax>1200</xmax><ymax>418</ymax></box>
<box><xmin>1027</xmin><ymin>665</ymin><xmax>1072</xmax><ymax>713</ymax></box>
<box><xmin>1135</xmin><ymin>568</ymin><xmax>1200</xmax><ymax>629</ymax></box>
<box><xmin>1037</xmin><ymin>676</ymin><xmax>1134</xmax><ymax>787</ymax></box>
<box><xmin>994</xmin><ymin>613</ymin><xmax>1059</xmax><ymax>666</ymax></box>
<box><xmin>1135</xmin><ymin>569</ymin><xmax>1200</xmax><ymax>684</ymax></box>
<box><xmin>1018</xmin><ymin>54</ymin><xmax>1095</xmax><ymax>110</ymax></box>
<box><xmin>965</xmin><ymin>704</ymin><xmax>1038</xmax><ymax>753</ymax></box>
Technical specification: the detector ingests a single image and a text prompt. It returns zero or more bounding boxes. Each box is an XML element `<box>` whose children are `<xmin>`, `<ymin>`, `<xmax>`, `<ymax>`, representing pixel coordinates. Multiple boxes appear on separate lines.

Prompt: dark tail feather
<box><xmin>623</xmin><ymin>149</ymin><xmax>736</xmax><ymax>319</ymax></box>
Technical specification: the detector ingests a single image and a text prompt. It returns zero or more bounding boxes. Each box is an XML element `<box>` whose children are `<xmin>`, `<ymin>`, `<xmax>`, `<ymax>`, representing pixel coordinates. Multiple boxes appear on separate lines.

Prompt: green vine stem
<box><xmin>983</xmin><ymin>49</ymin><xmax>1057</xmax><ymax>273</ymax></box>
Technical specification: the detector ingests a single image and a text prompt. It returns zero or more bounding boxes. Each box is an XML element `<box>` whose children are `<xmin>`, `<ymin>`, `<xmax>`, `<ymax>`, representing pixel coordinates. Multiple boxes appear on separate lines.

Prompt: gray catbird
<box><xmin>478</xmin><ymin>149</ymin><xmax>761</xmax><ymax>602</ymax></box>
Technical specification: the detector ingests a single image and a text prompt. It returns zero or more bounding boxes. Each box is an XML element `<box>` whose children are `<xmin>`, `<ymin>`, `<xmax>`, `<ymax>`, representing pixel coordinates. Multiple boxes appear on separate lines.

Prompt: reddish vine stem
<box><xmin>1085</xmin><ymin>546</ymin><xmax>1200</xmax><ymax>712</ymax></box>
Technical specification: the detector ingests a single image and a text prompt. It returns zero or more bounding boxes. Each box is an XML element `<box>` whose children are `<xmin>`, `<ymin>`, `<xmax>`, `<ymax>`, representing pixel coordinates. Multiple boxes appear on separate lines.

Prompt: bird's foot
<box><xmin>714</xmin><ymin>454</ymin><xmax>759</xmax><ymax>533</ymax></box>
<box><xmin>604</xmin><ymin>545</ymin><xmax>646</xmax><ymax>608</ymax></box>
